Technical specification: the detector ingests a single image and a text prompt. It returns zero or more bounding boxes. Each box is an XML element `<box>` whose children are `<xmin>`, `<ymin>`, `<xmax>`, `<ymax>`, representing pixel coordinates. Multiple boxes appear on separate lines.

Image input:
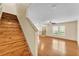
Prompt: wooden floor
<box><xmin>0</xmin><ymin>12</ymin><xmax>32</xmax><ymax>56</ymax></box>
<box><xmin>38</xmin><ymin>35</ymin><xmax>79</xmax><ymax>56</ymax></box>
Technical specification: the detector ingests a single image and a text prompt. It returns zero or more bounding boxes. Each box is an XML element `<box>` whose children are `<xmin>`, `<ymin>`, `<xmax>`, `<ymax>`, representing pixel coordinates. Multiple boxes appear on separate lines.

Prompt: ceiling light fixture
<box><xmin>51</xmin><ymin>4</ymin><xmax>57</xmax><ymax>9</ymax></box>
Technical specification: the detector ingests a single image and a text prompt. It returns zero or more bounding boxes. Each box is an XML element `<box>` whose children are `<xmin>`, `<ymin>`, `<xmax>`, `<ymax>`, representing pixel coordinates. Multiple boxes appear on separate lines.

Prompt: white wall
<box><xmin>16</xmin><ymin>4</ymin><xmax>38</xmax><ymax>56</ymax></box>
<box><xmin>2</xmin><ymin>3</ymin><xmax>17</xmax><ymax>15</ymax></box>
<box><xmin>63</xmin><ymin>21</ymin><xmax>77</xmax><ymax>40</ymax></box>
<box><xmin>0</xmin><ymin>3</ymin><xmax>2</xmax><ymax>19</ymax></box>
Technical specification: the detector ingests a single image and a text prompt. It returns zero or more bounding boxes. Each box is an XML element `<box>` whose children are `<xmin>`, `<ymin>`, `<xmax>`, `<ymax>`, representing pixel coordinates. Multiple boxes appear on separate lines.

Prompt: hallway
<box><xmin>0</xmin><ymin>12</ymin><xmax>32</xmax><ymax>56</ymax></box>
<box><xmin>38</xmin><ymin>35</ymin><xmax>79</xmax><ymax>56</ymax></box>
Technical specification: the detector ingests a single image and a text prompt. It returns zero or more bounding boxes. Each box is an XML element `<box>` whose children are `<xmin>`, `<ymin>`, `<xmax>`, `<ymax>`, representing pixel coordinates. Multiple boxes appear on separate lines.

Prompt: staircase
<box><xmin>0</xmin><ymin>12</ymin><xmax>32</xmax><ymax>56</ymax></box>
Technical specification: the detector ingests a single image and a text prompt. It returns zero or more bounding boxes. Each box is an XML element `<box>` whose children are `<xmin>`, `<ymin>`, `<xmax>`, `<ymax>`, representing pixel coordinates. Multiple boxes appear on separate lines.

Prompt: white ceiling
<box><xmin>27</xmin><ymin>3</ymin><xmax>79</xmax><ymax>30</ymax></box>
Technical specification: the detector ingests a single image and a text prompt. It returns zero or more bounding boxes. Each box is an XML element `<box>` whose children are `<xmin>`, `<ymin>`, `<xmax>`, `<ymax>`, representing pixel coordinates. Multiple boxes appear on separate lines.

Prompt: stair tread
<box><xmin>0</xmin><ymin>12</ymin><xmax>32</xmax><ymax>56</ymax></box>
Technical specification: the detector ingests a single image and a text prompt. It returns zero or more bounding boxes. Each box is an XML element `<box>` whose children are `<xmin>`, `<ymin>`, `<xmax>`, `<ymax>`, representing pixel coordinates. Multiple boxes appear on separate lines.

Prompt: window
<box><xmin>53</xmin><ymin>25</ymin><xmax>65</xmax><ymax>36</ymax></box>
